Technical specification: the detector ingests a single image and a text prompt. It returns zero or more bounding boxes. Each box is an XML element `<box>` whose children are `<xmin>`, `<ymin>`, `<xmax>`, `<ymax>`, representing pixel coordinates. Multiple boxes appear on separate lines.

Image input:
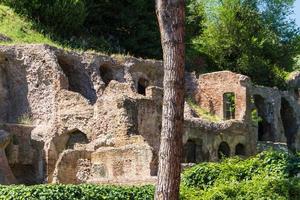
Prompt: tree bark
<box><xmin>155</xmin><ymin>0</ymin><xmax>185</xmax><ymax>199</ymax></box>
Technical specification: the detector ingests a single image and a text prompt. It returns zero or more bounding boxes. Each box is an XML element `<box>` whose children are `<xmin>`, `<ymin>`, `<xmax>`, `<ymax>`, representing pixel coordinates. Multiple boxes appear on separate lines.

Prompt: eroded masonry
<box><xmin>0</xmin><ymin>44</ymin><xmax>300</xmax><ymax>185</ymax></box>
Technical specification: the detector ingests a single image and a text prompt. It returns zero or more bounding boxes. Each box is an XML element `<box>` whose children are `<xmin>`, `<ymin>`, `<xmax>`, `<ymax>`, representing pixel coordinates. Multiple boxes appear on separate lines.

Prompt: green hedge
<box><xmin>180</xmin><ymin>150</ymin><xmax>300</xmax><ymax>200</ymax></box>
<box><xmin>0</xmin><ymin>151</ymin><xmax>299</xmax><ymax>200</ymax></box>
<box><xmin>0</xmin><ymin>184</ymin><xmax>154</xmax><ymax>200</ymax></box>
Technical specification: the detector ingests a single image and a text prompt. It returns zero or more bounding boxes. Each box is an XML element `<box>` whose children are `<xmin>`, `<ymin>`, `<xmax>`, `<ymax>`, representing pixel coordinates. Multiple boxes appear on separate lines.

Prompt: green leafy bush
<box><xmin>0</xmin><ymin>184</ymin><xmax>154</xmax><ymax>200</ymax></box>
<box><xmin>181</xmin><ymin>150</ymin><xmax>300</xmax><ymax>200</ymax></box>
<box><xmin>0</xmin><ymin>151</ymin><xmax>299</xmax><ymax>200</ymax></box>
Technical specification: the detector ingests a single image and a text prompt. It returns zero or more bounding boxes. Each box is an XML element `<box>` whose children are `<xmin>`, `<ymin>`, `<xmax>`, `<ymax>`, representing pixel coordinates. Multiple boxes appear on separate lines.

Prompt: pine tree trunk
<box><xmin>155</xmin><ymin>0</ymin><xmax>185</xmax><ymax>199</ymax></box>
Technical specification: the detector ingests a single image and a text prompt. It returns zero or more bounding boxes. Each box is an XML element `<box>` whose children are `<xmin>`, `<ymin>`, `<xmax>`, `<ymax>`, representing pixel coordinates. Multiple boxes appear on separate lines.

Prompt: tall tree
<box><xmin>190</xmin><ymin>0</ymin><xmax>300</xmax><ymax>88</ymax></box>
<box><xmin>155</xmin><ymin>0</ymin><xmax>185</xmax><ymax>199</ymax></box>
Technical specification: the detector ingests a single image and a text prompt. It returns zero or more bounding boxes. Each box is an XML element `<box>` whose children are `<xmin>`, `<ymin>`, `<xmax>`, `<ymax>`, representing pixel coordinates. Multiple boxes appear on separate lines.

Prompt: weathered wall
<box><xmin>196</xmin><ymin>71</ymin><xmax>251</xmax><ymax>121</ymax></box>
<box><xmin>0</xmin><ymin>44</ymin><xmax>299</xmax><ymax>185</ymax></box>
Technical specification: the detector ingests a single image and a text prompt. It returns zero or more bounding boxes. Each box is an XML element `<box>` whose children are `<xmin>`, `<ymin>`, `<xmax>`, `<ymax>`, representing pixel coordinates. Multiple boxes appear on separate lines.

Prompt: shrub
<box><xmin>181</xmin><ymin>150</ymin><xmax>300</xmax><ymax>200</ymax></box>
<box><xmin>0</xmin><ymin>184</ymin><xmax>154</xmax><ymax>200</ymax></box>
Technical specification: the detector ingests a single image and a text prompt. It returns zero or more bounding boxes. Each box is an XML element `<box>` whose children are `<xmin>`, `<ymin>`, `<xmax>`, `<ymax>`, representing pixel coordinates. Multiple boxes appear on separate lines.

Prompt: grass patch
<box><xmin>0</xmin><ymin>5</ymin><xmax>56</xmax><ymax>46</ymax></box>
<box><xmin>186</xmin><ymin>97</ymin><xmax>221</xmax><ymax>122</ymax></box>
<box><xmin>0</xmin><ymin>4</ymin><xmax>111</xmax><ymax>54</ymax></box>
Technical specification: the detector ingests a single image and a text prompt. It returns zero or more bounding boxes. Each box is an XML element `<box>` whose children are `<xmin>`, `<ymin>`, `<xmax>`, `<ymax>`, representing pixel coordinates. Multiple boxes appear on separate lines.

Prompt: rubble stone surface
<box><xmin>0</xmin><ymin>44</ymin><xmax>299</xmax><ymax>184</ymax></box>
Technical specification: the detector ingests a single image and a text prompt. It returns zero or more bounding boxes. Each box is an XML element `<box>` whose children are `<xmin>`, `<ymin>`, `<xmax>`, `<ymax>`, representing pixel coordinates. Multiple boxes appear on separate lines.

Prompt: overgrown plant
<box><xmin>186</xmin><ymin>97</ymin><xmax>221</xmax><ymax>122</ymax></box>
<box><xmin>17</xmin><ymin>113</ymin><xmax>32</xmax><ymax>125</ymax></box>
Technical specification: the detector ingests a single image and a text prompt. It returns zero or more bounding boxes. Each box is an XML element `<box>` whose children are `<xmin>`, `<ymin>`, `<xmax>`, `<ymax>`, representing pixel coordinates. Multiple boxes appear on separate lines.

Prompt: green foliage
<box><xmin>0</xmin><ymin>184</ymin><xmax>154</xmax><ymax>200</ymax></box>
<box><xmin>0</xmin><ymin>151</ymin><xmax>299</xmax><ymax>199</ymax></box>
<box><xmin>1</xmin><ymin>0</ymin><xmax>87</xmax><ymax>35</ymax></box>
<box><xmin>0</xmin><ymin>5</ymin><xmax>55</xmax><ymax>45</ymax></box>
<box><xmin>0</xmin><ymin>0</ymin><xmax>161</xmax><ymax>58</ymax></box>
<box><xmin>190</xmin><ymin>0</ymin><xmax>300</xmax><ymax>88</ymax></box>
<box><xmin>186</xmin><ymin>97</ymin><xmax>221</xmax><ymax>122</ymax></box>
<box><xmin>17</xmin><ymin>113</ymin><xmax>33</xmax><ymax>125</ymax></box>
<box><xmin>181</xmin><ymin>150</ymin><xmax>300</xmax><ymax>199</ymax></box>
<box><xmin>83</xmin><ymin>0</ymin><xmax>161</xmax><ymax>58</ymax></box>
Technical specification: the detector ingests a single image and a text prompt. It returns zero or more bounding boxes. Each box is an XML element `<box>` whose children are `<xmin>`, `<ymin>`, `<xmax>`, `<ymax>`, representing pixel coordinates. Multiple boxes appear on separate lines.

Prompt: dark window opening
<box><xmin>137</xmin><ymin>78</ymin><xmax>149</xmax><ymax>95</ymax></box>
<box><xmin>223</xmin><ymin>93</ymin><xmax>235</xmax><ymax>120</ymax></box>
<box><xmin>280</xmin><ymin>98</ymin><xmax>298</xmax><ymax>152</ymax></box>
<box><xmin>235</xmin><ymin>143</ymin><xmax>246</xmax><ymax>156</ymax></box>
<box><xmin>100</xmin><ymin>64</ymin><xmax>114</xmax><ymax>86</ymax></box>
<box><xmin>218</xmin><ymin>142</ymin><xmax>230</xmax><ymax>159</ymax></box>
<box><xmin>66</xmin><ymin>130</ymin><xmax>89</xmax><ymax>149</ymax></box>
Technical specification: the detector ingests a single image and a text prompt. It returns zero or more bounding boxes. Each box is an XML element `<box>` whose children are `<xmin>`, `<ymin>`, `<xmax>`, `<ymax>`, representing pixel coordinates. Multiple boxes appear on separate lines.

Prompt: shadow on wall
<box><xmin>182</xmin><ymin>139</ymin><xmax>205</xmax><ymax>163</ymax></box>
<box><xmin>280</xmin><ymin>98</ymin><xmax>298</xmax><ymax>152</ymax></box>
<box><xmin>0</xmin><ymin>54</ymin><xmax>31</xmax><ymax>123</ymax></box>
<box><xmin>253</xmin><ymin>95</ymin><xmax>275</xmax><ymax>142</ymax></box>
<box><xmin>58</xmin><ymin>57</ymin><xmax>97</xmax><ymax>104</ymax></box>
<box><xmin>99</xmin><ymin>64</ymin><xmax>115</xmax><ymax>86</ymax></box>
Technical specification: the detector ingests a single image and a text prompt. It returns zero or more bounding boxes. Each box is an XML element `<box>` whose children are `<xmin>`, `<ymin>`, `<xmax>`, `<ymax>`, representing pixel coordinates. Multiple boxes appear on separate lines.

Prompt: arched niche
<box><xmin>99</xmin><ymin>64</ymin><xmax>114</xmax><ymax>86</ymax></box>
<box><xmin>137</xmin><ymin>77</ymin><xmax>149</xmax><ymax>95</ymax></box>
<box><xmin>235</xmin><ymin>143</ymin><xmax>246</xmax><ymax>156</ymax></box>
<box><xmin>218</xmin><ymin>142</ymin><xmax>230</xmax><ymax>160</ymax></box>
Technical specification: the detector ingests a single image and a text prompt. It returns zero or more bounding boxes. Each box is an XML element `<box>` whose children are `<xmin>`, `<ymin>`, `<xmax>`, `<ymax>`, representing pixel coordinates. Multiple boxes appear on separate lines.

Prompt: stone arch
<box><xmin>218</xmin><ymin>142</ymin><xmax>230</xmax><ymax>159</ymax></box>
<box><xmin>58</xmin><ymin>57</ymin><xmax>96</xmax><ymax>103</ymax></box>
<box><xmin>99</xmin><ymin>64</ymin><xmax>114</xmax><ymax>86</ymax></box>
<box><xmin>223</xmin><ymin>92</ymin><xmax>235</xmax><ymax>120</ymax></box>
<box><xmin>137</xmin><ymin>77</ymin><xmax>149</xmax><ymax>95</ymax></box>
<box><xmin>253</xmin><ymin>95</ymin><xmax>274</xmax><ymax>141</ymax></box>
<box><xmin>48</xmin><ymin>129</ymin><xmax>89</xmax><ymax>181</ymax></box>
<box><xmin>280</xmin><ymin>98</ymin><xmax>298</xmax><ymax>152</ymax></box>
<box><xmin>235</xmin><ymin>143</ymin><xmax>246</xmax><ymax>156</ymax></box>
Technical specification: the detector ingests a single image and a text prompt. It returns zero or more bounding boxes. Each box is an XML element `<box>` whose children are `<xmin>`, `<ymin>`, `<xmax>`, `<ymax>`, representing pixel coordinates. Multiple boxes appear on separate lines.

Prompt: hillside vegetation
<box><xmin>0</xmin><ymin>0</ymin><xmax>299</xmax><ymax>89</ymax></box>
<box><xmin>0</xmin><ymin>5</ymin><xmax>55</xmax><ymax>46</ymax></box>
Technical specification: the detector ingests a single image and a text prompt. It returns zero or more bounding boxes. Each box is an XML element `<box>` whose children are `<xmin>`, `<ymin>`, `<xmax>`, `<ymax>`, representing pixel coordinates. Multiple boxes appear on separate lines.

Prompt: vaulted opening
<box><xmin>183</xmin><ymin>140</ymin><xmax>197</xmax><ymax>163</ymax></box>
<box><xmin>223</xmin><ymin>92</ymin><xmax>235</xmax><ymax>120</ymax></box>
<box><xmin>66</xmin><ymin>130</ymin><xmax>89</xmax><ymax>149</ymax></box>
<box><xmin>280</xmin><ymin>98</ymin><xmax>298</xmax><ymax>152</ymax></box>
<box><xmin>58</xmin><ymin>58</ymin><xmax>96</xmax><ymax>103</ymax></box>
<box><xmin>137</xmin><ymin>78</ymin><xmax>149</xmax><ymax>95</ymax></box>
<box><xmin>100</xmin><ymin>64</ymin><xmax>114</xmax><ymax>86</ymax></box>
<box><xmin>218</xmin><ymin>142</ymin><xmax>230</xmax><ymax>159</ymax></box>
<box><xmin>235</xmin><ymin>143</ymin><xmax>246</xmax><ymax>156</ymax></box>
<box><xmin>253</xmin><ymin>95</ymin><xmax>274</xmax><ymax>141</ymax></box>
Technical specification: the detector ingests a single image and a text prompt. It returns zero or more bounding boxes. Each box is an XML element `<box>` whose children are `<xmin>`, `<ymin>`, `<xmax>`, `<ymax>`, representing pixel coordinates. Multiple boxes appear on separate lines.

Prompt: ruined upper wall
<box><xmin>0</xmin><ymin>44</ymin><xmax>164</xmax><ymax>125</ymax></box>
<box><xmin>196</xmin><ymin>71</ymin><xmax>251</xmax><ymax>121</ymax></box>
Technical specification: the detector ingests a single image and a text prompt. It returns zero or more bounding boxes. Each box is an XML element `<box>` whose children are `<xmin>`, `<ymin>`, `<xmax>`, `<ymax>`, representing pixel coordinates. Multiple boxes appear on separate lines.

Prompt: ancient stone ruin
<box><xmin>0</xmin><ymin>44</ymin><xmax>299</xmax><ymax>185</ymax></box>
